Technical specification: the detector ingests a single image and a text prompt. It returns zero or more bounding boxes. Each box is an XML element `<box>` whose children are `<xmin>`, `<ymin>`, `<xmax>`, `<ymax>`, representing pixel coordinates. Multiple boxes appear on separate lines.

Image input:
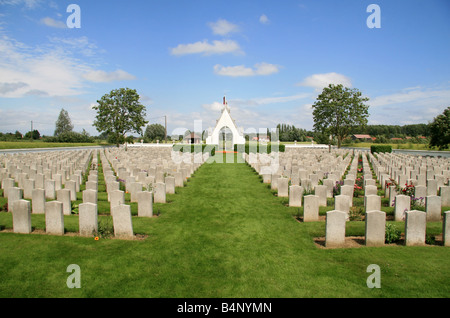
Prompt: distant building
<box><xmin>251</xmin><ymin>135</ymin><xmax>270</xmax><ymax>142</ymax></box>
<box><xmin>352</xmin><ymin>134</ymin><xmax>373</xmax><ymax>141</ymax></box>
<box><xmin>184</xmin><ymin>132</ymin><xmax>201</xmax><ymax>144</ymax></box>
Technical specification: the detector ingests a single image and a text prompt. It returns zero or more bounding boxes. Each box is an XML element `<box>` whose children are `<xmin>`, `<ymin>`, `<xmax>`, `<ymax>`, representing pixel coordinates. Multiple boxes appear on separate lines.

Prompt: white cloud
<box><xmin>214</xmin><ymin>63</ymin><xmax>280</xmax><ymax>77</ymax></box>
<box><xmin>202</xmin><ymin>101</ymin><xmax>223</xmax><ymax>112</ymax></box>
<box><xmin>259</xmin><ymin>14</ymin><xmax>269</xmax><ymax>24</ymax></box>
<box><xmin>40</xmin><ymin>17</ymin><xmax>66</xmax><ymax>29</ymax></box>
<box><xmin>170</xmin><ymin>39</ymin><xmax>243</xmax><ymax>56</ymax></box>
<box><xmin>369</xmin><ymin>88</ymin><xmax>450</xmax><ymax>107</ymax></box>
<box><xmin>82</xmin><ymin>69</ymin><xmax>136</xmax><ymax>83</ymax></box>
<box><xmin>0</xmin><ymin>39</ymin><xmax>87</xmax><ymax>97</ymax></box>
<box><xmin>297</xmin><ymin>72</ymin><xmax>352</xmax><ymax>91</ymax></box>
<box><xmin>139</xmin><ymin>95</ymin><xmax>153</xmax><ymax>104</ymax></box>
<box><xmin>302</xmin><ymin>103</ymin><xmax>313</xmax><ymax>116</ymax></box>
<box><xmin>208</xmin><ymin>19</ymin><xmax>240</xmax><ymax>36</ymax></box>
<box><xmin>0</xmin><ymin>0</ymin><xmax>42</xmax><ymax>9</ymax></box>
<box><xmin>214</xmin><ymin>65</ymin><xmax>253</xmax><ymax>77</ymax></box>
<box><xmin>0</xmin><ymin>33</ymin><xmax>136</xmax><ymax>97</ymax></box>
<box><xmin>0</xmin><ymin>81</ymin><xmax>28</xmax><ymax>94</ymax></box>
<box><xmin>367</xmin><ymin>86</ymin><xmax>450</xmax><ymax>126</ymax></box>
<box><xmin>48</xmin><ymin>36</ymin><xmax>99</xmax><ymax>57</ymax></box>
<box><xmin>253</xmin><ymin>93</ymin><xmax>310</xmax><ymax>105</ymax></box>
<box><xmin>49</xmin><ymin>1</ymin><xmax>58</xmax><ymax>10</ymax></box>
<box><xmin>228</xmin><ymin>93</ymin><xmax>310</xmax><ymax>109</ymax></box>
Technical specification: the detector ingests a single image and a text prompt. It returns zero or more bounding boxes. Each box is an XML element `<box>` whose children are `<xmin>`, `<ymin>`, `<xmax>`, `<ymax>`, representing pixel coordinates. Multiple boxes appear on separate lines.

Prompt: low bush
<box><xmin>173</xmin><ymin>144</ymin><xmax>215</xmax><ymax>156</ymax></box>
<box><xmin>385</xmin><ymin>223</ymin><xmax>401</xmax><ymax>244</ymax></box>
<box><xmin>97</xmin><ymin>217</ymin><xmax>114</xmax><ymax>239</ymax></box>
<box><xmin>370</xmin><ymin>145</ymin><xmax>392</xmax><ymax>153</ymax></box>
<box><xmin>234</xmin><ymin>143</ymin><xmax>285</xmax><ymax>153</ymax></box>
<box><xmin>42</xmin><ymin>131</ymin><xmax>95</xmax><ymax>143</ymax></box>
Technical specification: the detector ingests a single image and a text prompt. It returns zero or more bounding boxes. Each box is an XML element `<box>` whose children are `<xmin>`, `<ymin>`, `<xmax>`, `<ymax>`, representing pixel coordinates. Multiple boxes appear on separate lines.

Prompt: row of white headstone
<box><xmin>0</xmin><ymin>147</ymin><xmax>209</xmax><ymax>239</ymax></box>
<box><xmin>245</xmin><ymin>148</ymin><xmax>450</xmax><ymax>247</ymax></box>
<box><xmin>325</xmin><ymin>209</ymin><xmax>450</xmax><ymax>247</ymax></box>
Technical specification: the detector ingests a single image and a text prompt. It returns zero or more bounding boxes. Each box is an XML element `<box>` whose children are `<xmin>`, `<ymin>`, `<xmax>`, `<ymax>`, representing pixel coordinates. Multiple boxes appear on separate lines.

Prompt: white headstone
<box><xmin>365</xmin><ymin>210</ymin><xmax>386</xmax><ymax>247</ymax></box>
<box><xmin>325</xmin><ymin>210</ymin><xmax>346</xmax><ymax>248</ymax></box>
<box><xmin>12</xmin><ymin>199</ymin><xmax>31</xmax><ymax>234</ymax></box>
<box><xmin>405</xmin><ymin>210</ymin><xmax>426</xmax><ymax>246</ymax></box>
<box><xmin>45</xmin><ymin>201</ymin><xmax>64</xmax><ymax>235</ymax></box>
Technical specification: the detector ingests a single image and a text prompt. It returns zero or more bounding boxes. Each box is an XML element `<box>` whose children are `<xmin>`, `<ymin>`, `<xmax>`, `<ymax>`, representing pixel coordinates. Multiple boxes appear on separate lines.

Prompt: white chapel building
<box><xmin>205</xmin><ymin>96</ymin><xmax>246</xmax><ymax>147</ymax></box>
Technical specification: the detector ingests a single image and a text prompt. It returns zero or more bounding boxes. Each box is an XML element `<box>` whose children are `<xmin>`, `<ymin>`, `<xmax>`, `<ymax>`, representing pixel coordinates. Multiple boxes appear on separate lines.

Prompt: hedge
<box><xmin>234</xmin><ymin>143</ymin><xmax>285</xmax><ymax>154</ymax></box>
<box><xmin>42</xmin><ymin>132</ymin><xmax>95</xmax><ymax>143</ymax></box>
<box><xmin>172</xmin><ymin>143</ymin><xmax>285</xmax><ymax>155</ymax></box>
<box><xmin>370</xmin><ymin>145</ymin><xmax>392</xmax><ymax>153</ymax></box>
<box><xmin>173</xmin><ymin>144</ymin><xmax>215</xmax><ymax>156</ymax></box>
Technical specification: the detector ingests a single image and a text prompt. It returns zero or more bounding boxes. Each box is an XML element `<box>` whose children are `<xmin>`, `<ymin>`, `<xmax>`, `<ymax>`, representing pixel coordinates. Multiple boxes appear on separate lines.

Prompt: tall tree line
<box><xmin>357</xmin><ymin>124</ymin><xmax>430</xmax><ymax>138</ymax></box>
<box><xmin>273</xmin><ymin>123</ymin><xmax>431</xmax><ymax>143</ymax></box>
<box><xmin>275</xmin><ymin>124</ymin><xmax>313</xmax><ymax>142</ymax></box>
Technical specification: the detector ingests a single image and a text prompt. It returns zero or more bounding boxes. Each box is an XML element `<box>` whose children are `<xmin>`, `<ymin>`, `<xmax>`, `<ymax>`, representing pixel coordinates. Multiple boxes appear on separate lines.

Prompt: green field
<box><xmin>0</xmin><ymin>141</ymin><xmax>108</xmax><ymax>149</ymax></box>
<box><xmin>0</xmin><ymin>153</ymin><xmax>448</xmax><ymax>298</ymax></box>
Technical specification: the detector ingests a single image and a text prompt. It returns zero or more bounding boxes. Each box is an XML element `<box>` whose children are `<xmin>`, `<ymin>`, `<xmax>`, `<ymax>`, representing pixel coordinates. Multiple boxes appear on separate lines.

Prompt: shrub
<box><xmin>42</xmin><ymin>131</ymin><xmax>95</xmax><ymax>143</ymax></box>
<box><xmin>173</xmin><ymin>144</ymin><xmax>215</xmax><ymax>156</ymax></box>
<box><xmin>353</xmin><ymin>176</ymin><xmax>364</xmax><ymax>197</ymax></box>
<box><xmin>24</xmin><ymin>130</ymin><xmax>41</xmax><ymax>140</ymax></box>
<box><xmin>333</xmin><ymin>180</ymin><xmax>343</xmax><ymax>197</ymax></box>
<box><xmin>71</xmin><ymin>202</ymin><xmax>79</xmax><ymax>214</ymax></box>
<box><xmin>371</xmin><ymin>145</ymin><xmax>392</xmax><ymax>154</ymax></box>
<box><xmin>385</xmin><ymin>223</ymin><xmax>401</xmax><ymax>244</ymax></box>
<box><xmin>425</xmin><ymin>234</ymin><xmax>436</xmax><ymax>245</ymax></box>
<box><xmin>234</xmin><ymin>143</ymin><xmax>285</xmax><ymax>154</ymax></box>
<box><xmin>97</xmin><ymin>217</ymin><xmax>114</xmax><ymax>239</ymax></box>
<box><xmin>349</xmin><ymin>207</ymin><xmax>364</xmax><ymax>221</ymax></box>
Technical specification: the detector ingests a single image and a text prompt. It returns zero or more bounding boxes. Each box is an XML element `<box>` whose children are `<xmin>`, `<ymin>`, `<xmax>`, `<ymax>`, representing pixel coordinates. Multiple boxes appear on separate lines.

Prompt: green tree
<box><xmin>54</xmin><ymin>108</ymin><xmax>74</xmax><ymax>136</ymax></box>
<box><xmin>24</xmin><ymin>130</ymin><xmax>40</xmax><ymax>140</ymax></box>
<box><xmin>429</xmin><ymin>106</ymin><xmax>450</xmax><ymax>150</ymax></box>
<box><xmin>312</xmin><ymin>84</ymin><xmax>369</xmax><ymax>148</ymax></box>
<box><xmin>14</xmin><ymin>130</ymin><xmax>22</xmax><ymax>139</ymax></box>
<box><xmin>97</xmin><ymin>131</ymin><xmax>110</xmax><ymax>140</ymax></box>
<box><xmin>92</xmin><ymin>88</ymin><xmax>148</xmax><ymax>147</ymax></box>
<box><xmin>144</xmin><ymin>123</ymin><xmax>166</xmax><ymax>142</ymax></box>
<box><xmin>313</xmin><ymin>131</ymin><xmax>331</xmax><ymax>145</ymax></box>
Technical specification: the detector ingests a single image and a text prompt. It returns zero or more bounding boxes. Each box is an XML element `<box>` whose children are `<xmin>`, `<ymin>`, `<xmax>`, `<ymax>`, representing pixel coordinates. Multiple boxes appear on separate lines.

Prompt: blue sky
<box><xmin>0</xmin><ymin>0</ymin><xmax>449</xmax><ymax>137</ymax></box>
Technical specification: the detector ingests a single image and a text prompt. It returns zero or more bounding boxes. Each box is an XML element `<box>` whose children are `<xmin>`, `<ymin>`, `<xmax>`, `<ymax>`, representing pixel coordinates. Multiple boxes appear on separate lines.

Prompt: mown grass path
<box><xmin>0</xmin><ymin>154</ymin><xmax>449</xmax><ymax>298</ymax></box>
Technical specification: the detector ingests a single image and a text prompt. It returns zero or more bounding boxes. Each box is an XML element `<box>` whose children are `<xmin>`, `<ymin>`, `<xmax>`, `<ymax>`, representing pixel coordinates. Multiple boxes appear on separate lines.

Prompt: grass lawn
<box><xmin>0</xmin><ymin>153</ymin><xmax>449</xmax><ymax>298</ymax></box>
<box><xmin>0</xmin><ymin>141</ymin><xmax>108</xmax><ymax>149</ymax></box>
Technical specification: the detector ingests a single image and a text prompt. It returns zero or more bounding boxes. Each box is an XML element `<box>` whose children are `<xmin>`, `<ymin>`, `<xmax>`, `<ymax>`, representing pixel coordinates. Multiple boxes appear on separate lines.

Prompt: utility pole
<box><xmin>31</xmin><ymin>120</ymin><xmax>33</xmax><ymax>132</ymax></box>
